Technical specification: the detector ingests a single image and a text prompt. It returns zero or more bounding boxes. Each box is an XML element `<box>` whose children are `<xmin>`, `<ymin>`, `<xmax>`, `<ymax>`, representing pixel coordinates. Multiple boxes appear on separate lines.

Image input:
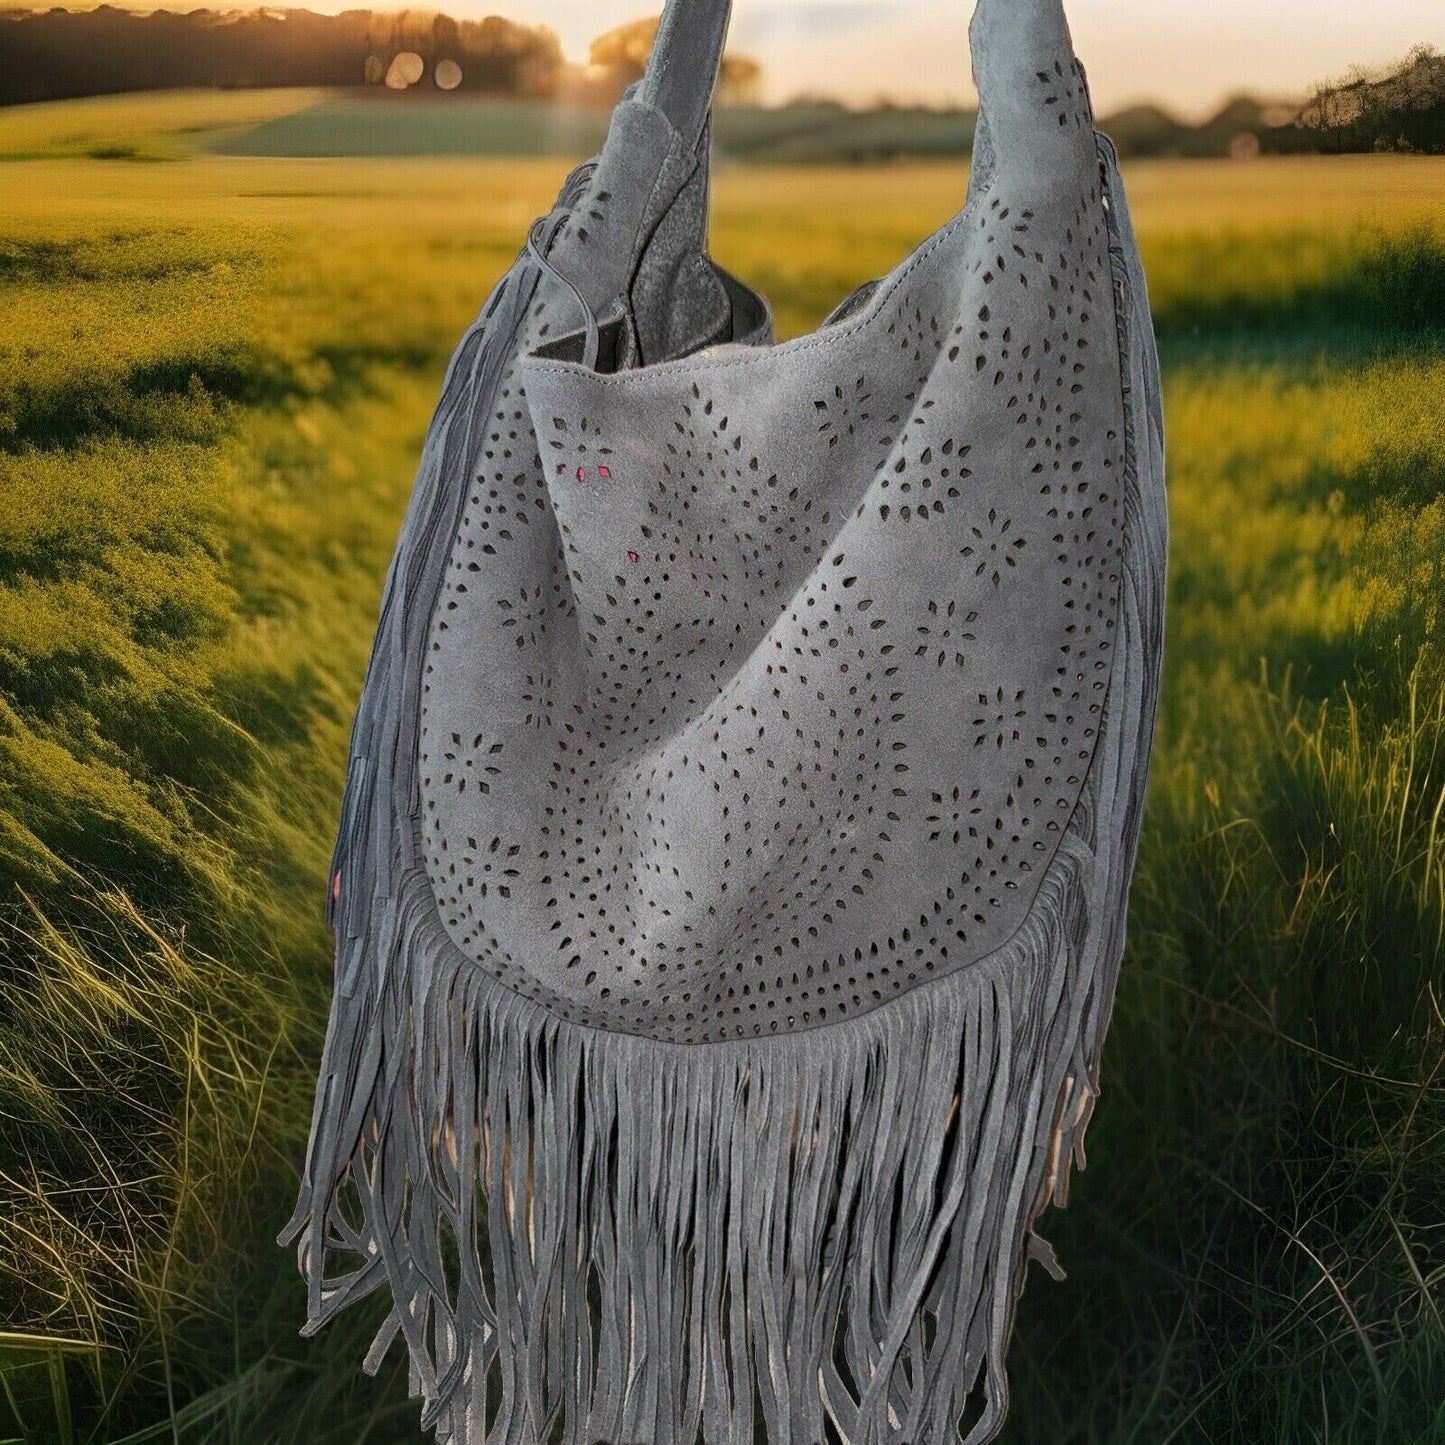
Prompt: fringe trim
<box><xmin>281</xmin><ymin>135</ymin><xmax>1166</xmax><ymax>1445</ymax></box>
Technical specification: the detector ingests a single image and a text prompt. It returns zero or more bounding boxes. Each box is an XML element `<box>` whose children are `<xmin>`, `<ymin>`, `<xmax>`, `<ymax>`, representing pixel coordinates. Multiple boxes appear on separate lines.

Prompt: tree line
<box><xmin>1299</xmin><ymin>44</ymin><xmax>1443</xmax><ymax>154</ymax></box>
<box><xmin>0</xmin><ymin>8</ymin><xmax>1438</xmax><ymax>158</ymax></box>
<box><xmin>0</xmin><ymin>7</ymin><xmax>565</xmax><ymax>106</ymax></box>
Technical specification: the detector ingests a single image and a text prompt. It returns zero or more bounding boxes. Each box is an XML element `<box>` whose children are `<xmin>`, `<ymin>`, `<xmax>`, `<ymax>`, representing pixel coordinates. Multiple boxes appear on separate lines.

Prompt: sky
<box><xmin>108</xmin><ymin>0</ymin><xmax>1442</xmax><ymax>116</ymax></box>
<box><xmin>550</xmin><ymin>0</ymin><xmax>1440</xmax><ymax>116</ymax></box>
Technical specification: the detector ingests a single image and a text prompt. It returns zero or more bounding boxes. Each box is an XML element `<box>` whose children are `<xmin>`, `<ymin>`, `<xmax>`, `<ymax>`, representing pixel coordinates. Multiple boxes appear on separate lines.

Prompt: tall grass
<box><xmin>1146</xmin><ymin>223</ymin><xmax>1445</xmax><ymax>346</ymax></box>
<box><xmin>1006</xmin><ymin>657</ymin><xmax>1445</xmax><ymax>1443</ymax></box>
<box><xmin>0</xmin><ymin>114</ymin><xmax>1440</xmax><ymax>1441</ymax></box>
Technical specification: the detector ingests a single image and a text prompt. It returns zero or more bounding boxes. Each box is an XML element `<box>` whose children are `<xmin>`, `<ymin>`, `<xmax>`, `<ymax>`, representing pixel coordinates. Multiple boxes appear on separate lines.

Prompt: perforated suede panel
<box><xmin>416</xmin><ymin>56</ymin><xmax>1125</xmax><ymax>1046</ymax></box>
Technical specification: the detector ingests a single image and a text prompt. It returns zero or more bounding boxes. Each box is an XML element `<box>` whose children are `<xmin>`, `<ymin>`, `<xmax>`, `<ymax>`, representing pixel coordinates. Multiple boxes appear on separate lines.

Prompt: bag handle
<box><xmin>636</xmin><ymin>0</ymin><xmax>1093</xmax><ymax>171</ymax></box>
<box><xmin>636</xmin><ymin>0</ymin><xmax>733</xmax><ymax>152</ymax></box>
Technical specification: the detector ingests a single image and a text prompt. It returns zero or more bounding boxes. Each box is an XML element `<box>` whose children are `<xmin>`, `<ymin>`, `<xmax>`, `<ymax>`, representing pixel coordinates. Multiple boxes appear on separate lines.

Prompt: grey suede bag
<box><xmin>281</xmin><ymin>0</ymin><xmax>1167</xmax><ymax>1440</ymax></box>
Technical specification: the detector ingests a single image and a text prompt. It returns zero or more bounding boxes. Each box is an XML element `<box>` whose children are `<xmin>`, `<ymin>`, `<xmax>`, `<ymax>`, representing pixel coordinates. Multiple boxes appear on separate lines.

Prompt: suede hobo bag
<box><xmin>283</xmin><ymin>0</ymin><xmax>1168</xmax><ymax>1440</ymax></box>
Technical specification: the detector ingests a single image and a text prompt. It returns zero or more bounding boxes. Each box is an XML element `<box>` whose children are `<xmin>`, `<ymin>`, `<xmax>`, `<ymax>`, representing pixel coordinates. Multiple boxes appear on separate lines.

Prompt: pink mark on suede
<box><xmin>627</xmin><ymin>550</ymin><xmax>639</xmax><ymax>562</ymax></box>
<box><xmin>598</xmin><ymin>465</ymin><xmax>611</xmax><ymax>478</ymax></box>
<box><xmin>576</xmin><ymin>466</ymin><xmax>586</xmax><ymax>481</ymax></box>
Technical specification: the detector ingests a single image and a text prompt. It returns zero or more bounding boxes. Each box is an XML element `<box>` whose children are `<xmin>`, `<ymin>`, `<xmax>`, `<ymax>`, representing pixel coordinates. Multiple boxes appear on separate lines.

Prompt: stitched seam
<box><xmin>518</xmin><ymin>168</ymin><xmax>1003</xmax><ymax>383</ymax></box>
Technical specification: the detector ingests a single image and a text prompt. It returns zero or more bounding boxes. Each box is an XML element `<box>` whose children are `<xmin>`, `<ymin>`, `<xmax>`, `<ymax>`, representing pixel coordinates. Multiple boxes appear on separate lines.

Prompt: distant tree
<box><xmin>432</xmin><ymin>11</ymin><xmax>459</xmax><ymax>54</ymax></box>
<box><xmin>0</xmin><ymin>6</ymin><xmax>565</xmax><ymax>106</ymax></box>
<box><xmin>1298</xmin><ymin>43</ymin><xmax>1444</xmax><ymax>154</ymax></box>
<box><xmin>455</xmin><ymin>13</ymin><xmax>562</xmax><ymax>97</ymax></box>
<box><xmin>585</xmin><ymin>16</ymin><xmax>761</xmax><ymax>107</ymax></box>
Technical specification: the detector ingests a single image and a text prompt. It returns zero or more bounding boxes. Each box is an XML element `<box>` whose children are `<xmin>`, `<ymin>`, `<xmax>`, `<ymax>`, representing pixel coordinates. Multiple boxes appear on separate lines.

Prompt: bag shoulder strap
<box><xmin>639</xmin><ymin>0</ymin><xmax>1096</xmax><ymax>178</ymax></box>
<box><xmin>637</xmin><ymin>0</ymin><xmax>733</xmax><ymax>154</ymax></box>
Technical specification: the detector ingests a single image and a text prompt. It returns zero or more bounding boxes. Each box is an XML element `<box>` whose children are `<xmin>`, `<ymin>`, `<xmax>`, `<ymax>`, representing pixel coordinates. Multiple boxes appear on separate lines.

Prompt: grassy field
<box><xmin>0</xmin><ymin>90</ymin><xmax>1441</xmax><ymax>1443</ymax></box>
<box><xmin>209</xmin><ymin>91</ymin><xmax>982</xmax><ymax>164</ymax></box>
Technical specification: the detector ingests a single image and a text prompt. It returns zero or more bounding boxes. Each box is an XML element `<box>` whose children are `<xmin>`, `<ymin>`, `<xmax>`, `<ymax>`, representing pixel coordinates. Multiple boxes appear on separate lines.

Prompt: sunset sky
<box><xmin>725</xmin><ymin>0</ymin><xmax>1439</xmax><ymax>114</ymax></box>
<box><xmin>272</xmin><ymin>0</ymin><xmax>1440</xmax><ymax>116</ymax></box>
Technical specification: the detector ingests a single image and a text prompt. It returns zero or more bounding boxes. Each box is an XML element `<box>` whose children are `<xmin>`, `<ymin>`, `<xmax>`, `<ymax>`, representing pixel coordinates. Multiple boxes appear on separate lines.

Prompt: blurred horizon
<box><xmin>3</xmin><ymin>0</ymin><xmax>1439</xmax><ymax>118</ymax></box>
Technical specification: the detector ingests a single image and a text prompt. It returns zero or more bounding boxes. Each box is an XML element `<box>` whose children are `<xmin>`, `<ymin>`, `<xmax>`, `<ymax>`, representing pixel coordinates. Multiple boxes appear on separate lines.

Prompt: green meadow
<box><xmin>0</xmin><ymin>90</ymin><xmax>1441</xmax><ymax>1443</ymax></box>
